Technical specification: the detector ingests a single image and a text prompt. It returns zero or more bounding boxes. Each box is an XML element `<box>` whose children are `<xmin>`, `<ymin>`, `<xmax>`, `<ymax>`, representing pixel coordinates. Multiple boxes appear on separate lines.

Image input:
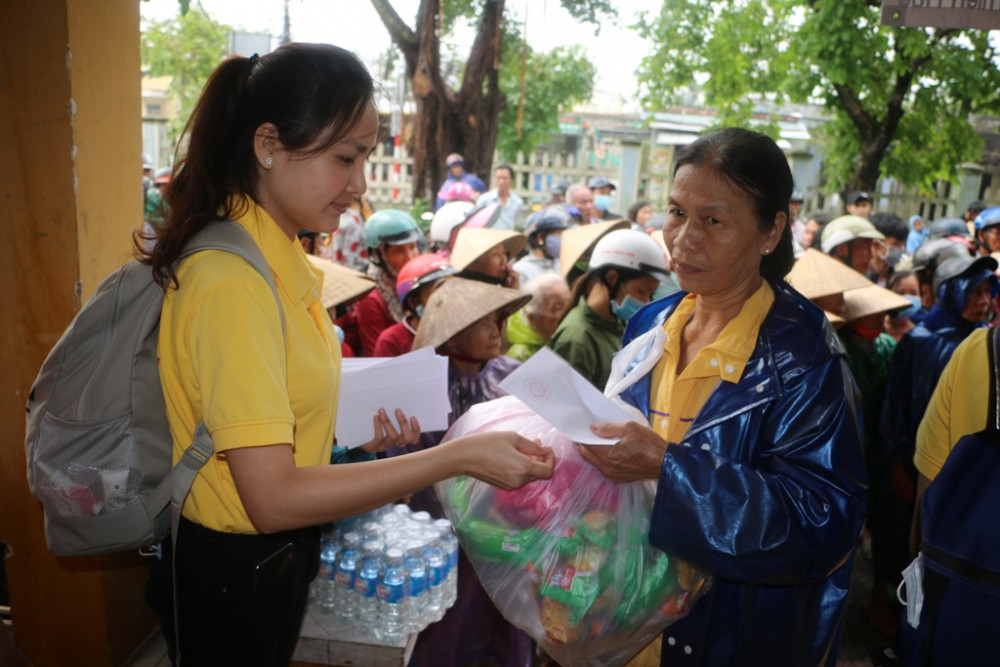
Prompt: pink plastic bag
<box><xmin>435</xmin><ymin>396</ymin><xmax>710</xmax><ymax>667</ymax></box>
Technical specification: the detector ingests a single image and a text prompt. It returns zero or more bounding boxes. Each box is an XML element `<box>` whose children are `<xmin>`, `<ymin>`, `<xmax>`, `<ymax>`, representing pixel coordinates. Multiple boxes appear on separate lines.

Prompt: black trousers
<box><xmin>146</xmin><ymin>517</ymin><xmax>320</xmax><ymax>667</ymax></box>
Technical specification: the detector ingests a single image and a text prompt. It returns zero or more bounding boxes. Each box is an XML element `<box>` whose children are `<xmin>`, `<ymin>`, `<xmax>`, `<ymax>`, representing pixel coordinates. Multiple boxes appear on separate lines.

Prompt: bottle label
<box><xmin>355</xmin><ymin>573</ymin><xmax>378</xmax><ymax>597</ymax></box>
<box><xmin>319</xmin><ymin>562</ymin><xmax>335</xmax><ymax>580</ymax></box>
<box><xmin>409</xmin><ymin>574</ymin><xmax>428</xmax><ymax>597</ymax></box>
<box><xmin>430</xmin><ymin>564</ymin><xmax>447</xmax><ymax>587</ymax></box>
<box><xmin>377</xmin><ymin>580</ymin><xmax>406</xmax><ymax>603</ymax></box>
<box><xmin>335</xmin><ymin>569</ymin><xmax>354</xmax><ymax>589</ymax></box>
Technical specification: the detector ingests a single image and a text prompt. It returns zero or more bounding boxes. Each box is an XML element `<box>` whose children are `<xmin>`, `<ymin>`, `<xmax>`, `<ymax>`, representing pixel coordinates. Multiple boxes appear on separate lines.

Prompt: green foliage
<box><xmin>496</xmin><ymin>28</ymin><xmax>597</xmax><ymax>160</ymax></box>
<box><xmin>636</xmin><ymin>0</ymin><xmax>796</xmax><ymax>129</ymax></box>
<box><xmin>141</xmin><ymin>8</ymin><xmax>231</xmax><ymax>143</ymax></box>
<box><xmin>636</xmin><ymin>0</ymin><xmax>1000</xmax><ymax>193</ymax></box>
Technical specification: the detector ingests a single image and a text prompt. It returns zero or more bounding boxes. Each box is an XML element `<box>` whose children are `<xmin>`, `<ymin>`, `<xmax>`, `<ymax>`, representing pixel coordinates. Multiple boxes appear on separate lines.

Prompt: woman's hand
<box><xmin>451</xmin><ymin>431</ymin><xmax>554</xmax><ymax>489</ymax></box>
<box><xmin>578</xmin><ymin>421</ymin><xmax>668</xmax><ymax>483</ymax></box>
<box><xmin>359</xmin><ymin>408</ymin><xmax>420</xmax><ymax>454</ymax></box>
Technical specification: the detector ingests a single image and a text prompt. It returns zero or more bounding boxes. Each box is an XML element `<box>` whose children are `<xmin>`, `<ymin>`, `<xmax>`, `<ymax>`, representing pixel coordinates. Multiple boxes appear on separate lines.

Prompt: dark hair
<box><xmin>808</xmin><ymin>213</ymin><xmax>832</xmax><ymax>249</ymax></box>
<box><xmin>887</xmin><ymin>269</ymin><xmax>915</xmax><ymax>293</ymax></box>
<box><xmin>627</xmin><ymin>200</ymin><xmax>652</xmax><ymax>223</ymax></box>
<box><xmin>495</xmin><ymin>164</ymin><xmax>514</xmax><ymax>179</ymax></box>
<box><xmin>139</xmin><ymin>43</ymin><xmax>376</xmax><ymax>287</ymax></box>
<box><xmin>870</xmin><ymin>212</ymin><xmax>908</xmax><ymax>244</ymax></box>
<box><xmin>673</xmin><ymin>127</ymin><xmax>795</xmax><ymax>277</ymax></box>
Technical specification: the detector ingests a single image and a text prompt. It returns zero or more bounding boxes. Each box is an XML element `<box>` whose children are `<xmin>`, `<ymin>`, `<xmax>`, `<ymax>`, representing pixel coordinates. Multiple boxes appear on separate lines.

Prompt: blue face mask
<box><xmin>543</xmin><ymin>235</ymin><xmax>562</xmax><ymax>260</ymax></box>
<box><xmin>896</xmin><ymin>294</ymin><xmax>921</xmax><ymax>320</ymax></box>
<box><xmin>611</xmin><ymin>294</ymin><xmax>646</xmax><ymax>323</ymax></box>
<box><xmin>594</xmin><ymin>194</ymin><xmax>613</xmax><ymax>213</ymax></box>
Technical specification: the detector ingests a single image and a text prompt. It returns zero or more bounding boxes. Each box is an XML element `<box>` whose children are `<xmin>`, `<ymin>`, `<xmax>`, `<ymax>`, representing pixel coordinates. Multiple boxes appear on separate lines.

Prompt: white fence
<box><xmin>364</xmin><ymin>141</ymin><xmax>617</xmax><ymax>211</ymax></box>
<box><xmin>364</xmin><ymin>138</ymin><xmax>996</xmax><ymax>221</ymax></box>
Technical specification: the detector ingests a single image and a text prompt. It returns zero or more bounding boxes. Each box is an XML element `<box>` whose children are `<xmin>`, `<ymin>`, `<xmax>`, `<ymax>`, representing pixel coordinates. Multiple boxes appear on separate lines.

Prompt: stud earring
<box><xmin>763</xmin><ymin>248</ymin><xmax>771</xmax><ymax>255</ymax></box>
<box><xmin>264</xmin><ymin>157</ymin><xmax>274</xmax><ymax>167</ymax></box>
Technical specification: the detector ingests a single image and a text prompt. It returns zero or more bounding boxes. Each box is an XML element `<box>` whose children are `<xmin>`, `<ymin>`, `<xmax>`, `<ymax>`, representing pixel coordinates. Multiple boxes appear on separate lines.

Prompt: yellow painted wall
<box><xmin>68</xmin><ymin>0</ymin><xmax>143</xmax><ymax>299</ymax></box>
<box><xmin>0</xmin><ymin>0</ymin><xmax>154</xmax><ymax>664</ymax></box>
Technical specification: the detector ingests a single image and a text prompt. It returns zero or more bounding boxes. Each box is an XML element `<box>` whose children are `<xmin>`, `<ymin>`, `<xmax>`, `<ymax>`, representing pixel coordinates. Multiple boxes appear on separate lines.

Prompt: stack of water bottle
<box><xmin>313</xmin><ymin>504</ymin><xmax>460</xmax><ymax>642</ymax></box>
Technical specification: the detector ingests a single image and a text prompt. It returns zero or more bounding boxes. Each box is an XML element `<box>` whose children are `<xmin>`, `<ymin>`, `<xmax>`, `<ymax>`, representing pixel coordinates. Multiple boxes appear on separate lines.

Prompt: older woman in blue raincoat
<box><xmin>580</xmin><ymin>128</ymin><xmax>868</xmax><ymax>666</ymax></box>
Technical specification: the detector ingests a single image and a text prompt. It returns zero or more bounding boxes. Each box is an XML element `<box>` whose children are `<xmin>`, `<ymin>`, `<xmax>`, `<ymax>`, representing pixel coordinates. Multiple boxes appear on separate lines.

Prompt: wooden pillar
<box><xmin>0</xmin><ymin>0</ymin><xmax>155</xmax><ymax>664</ymax></box>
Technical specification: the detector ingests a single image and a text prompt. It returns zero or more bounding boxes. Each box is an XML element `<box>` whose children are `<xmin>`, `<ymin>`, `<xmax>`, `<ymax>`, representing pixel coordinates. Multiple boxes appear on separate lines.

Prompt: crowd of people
<box><xmin>136</xmin><ymin>42</ymin><xmax>1000</xmax><ymax>666</ymax></box>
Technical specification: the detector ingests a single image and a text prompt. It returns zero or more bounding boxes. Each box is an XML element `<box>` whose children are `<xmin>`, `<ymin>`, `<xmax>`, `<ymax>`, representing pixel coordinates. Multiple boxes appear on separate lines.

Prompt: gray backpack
<box><xmin>25</xmin><ymin>220</ymin><xmax>283</xmax><ymax>556</ymax></box>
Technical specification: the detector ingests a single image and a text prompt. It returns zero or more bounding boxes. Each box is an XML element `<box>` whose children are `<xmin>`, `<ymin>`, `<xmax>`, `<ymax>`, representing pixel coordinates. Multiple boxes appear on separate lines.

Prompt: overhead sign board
<box><xmin>881</xmin><ymin>1</ymin><xmax>1000</xmax><ymax>29</ymax></box>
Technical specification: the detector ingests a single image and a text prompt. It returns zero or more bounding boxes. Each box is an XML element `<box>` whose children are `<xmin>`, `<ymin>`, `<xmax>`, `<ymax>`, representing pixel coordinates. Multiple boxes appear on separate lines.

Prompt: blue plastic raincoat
<box><xmin>610</xmin><ymin>276</ymin><xmax>867</xmax><ymax>666</ymax></box>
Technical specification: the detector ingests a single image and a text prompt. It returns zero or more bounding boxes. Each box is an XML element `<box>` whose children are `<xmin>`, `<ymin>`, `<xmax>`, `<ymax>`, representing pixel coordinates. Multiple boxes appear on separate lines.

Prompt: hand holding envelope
<box><xmin>499</xmin><ymin>347</ymin><xmax>645</xmax><ymax>445</ymax></box>
<box><xmin>336</xmin><ymin>348</ymin><xmax>452</xmax><ymax>449</ymax></box>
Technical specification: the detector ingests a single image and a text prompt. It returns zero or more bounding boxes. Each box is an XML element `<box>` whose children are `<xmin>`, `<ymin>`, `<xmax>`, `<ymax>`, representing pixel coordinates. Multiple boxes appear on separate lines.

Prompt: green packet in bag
<box><xmin>459</xmin><ymin>518</ymin><xmax>544</xmax><ymax>566</ymax></box>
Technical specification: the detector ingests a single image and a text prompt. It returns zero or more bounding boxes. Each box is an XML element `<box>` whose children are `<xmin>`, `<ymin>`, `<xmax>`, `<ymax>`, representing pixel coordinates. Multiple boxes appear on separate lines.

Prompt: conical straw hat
<box><xmin>306</xmin><ymin>255</ymin><xmax>376</xmax><ymax>310</ymax></box>
<box><xmin>785</xmin><ymin>248</ymin><xmax>873</xmax><ymax>300</ymax></box>
<box><xmin>559</xmin><ymin>219</ymin><xmax>630</xmax><ymax>279</ymax></box>
<box><xmin>449</xmin><ymin>227</ymin><xmax>528</xmax><ymax>272</ymax></box>
<box><xmin>412</xmin><ymin>277</ymin><xmax>532</xmax><ymax>351</ymax></box>
<box><xmin>840</xmin><ymin>284</ymin><xmax>912</xmax><ymax>322</ymax></box>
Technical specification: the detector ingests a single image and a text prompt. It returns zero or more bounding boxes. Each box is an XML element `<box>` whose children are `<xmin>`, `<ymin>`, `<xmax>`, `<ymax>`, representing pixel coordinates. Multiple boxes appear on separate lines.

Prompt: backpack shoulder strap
<box><xmin>181</xmin><ymin>219</ymin><xmax>286</xmax><ymax>336</ymax></box>
<box><xmin>987</xmin><ymin>327</ymin><xmax>999</xmax><ymax>433</ymax></box>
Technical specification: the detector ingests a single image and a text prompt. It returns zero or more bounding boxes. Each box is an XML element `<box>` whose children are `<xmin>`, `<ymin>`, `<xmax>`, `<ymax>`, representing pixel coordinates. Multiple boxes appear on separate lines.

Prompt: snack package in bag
<box><xmin>435</xmin><ymin>395</ymin><xmax>710</xmax><ymax>667</ymax></box>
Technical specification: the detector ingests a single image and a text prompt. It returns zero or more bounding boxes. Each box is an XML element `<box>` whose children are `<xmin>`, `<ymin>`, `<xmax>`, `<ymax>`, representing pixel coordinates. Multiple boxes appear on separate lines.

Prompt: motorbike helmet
<box><xmin>362</xmin><ymin>209</ymin><xmax>421</xmax><ymax>250</ymax></box>
<box><xmin>395</xmin><ymin>254</ymin><xmax>457</xmax><ymax>306</ymax></box>
<box><xmin>438</xmin><ymin>180</ymin><xmax>479</xmax><ymax>203</ymax></box>
<box><xmin>588</xmin><ymin>229</ymin><xmax>669</xmax><ymax>279</ymax></box>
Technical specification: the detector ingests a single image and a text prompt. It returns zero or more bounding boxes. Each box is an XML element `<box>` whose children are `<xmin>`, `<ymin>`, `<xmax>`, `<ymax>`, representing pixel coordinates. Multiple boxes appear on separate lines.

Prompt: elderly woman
<box><xmin>450</xmin><ymin>226</ymin><xmax>526</xmax><ymax>289</ymax></box>
<box><xmin>505</xmin><ymin>272</ymin><xmax>571</xmax><ymax>362</ymax></box>
<box><xmin>388</xmin><ymin>276</ymin><xmax>534</xmax><ymax>667</ymax></box>
<box><xmin>580</xmin><ymin>128</ymin><xmax>867</xmax><ymax>666</ymax></box>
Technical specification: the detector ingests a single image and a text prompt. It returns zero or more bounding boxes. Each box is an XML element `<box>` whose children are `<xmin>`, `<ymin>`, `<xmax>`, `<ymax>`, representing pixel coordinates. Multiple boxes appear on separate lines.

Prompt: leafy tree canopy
<box><xmin>141</xmin><ymin>7</ymin><xmax>231</xmax><ymax>142</ymax></box>
<box><xmin>495</xmin><ymin>26</ymin><xmax>597</xmax><ymax>159</ymax></box>
<box><xmin>636</xmin><ymin>0</ymin><xmax>1000</xmax><ymax>195</ymax></box>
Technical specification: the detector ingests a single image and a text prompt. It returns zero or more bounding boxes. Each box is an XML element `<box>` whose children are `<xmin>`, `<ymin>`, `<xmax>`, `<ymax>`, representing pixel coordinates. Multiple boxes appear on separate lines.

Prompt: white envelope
<box><xmin>336</xmin><ymin>348</ymin><xmax>451</xmax><ymax>448</ymax></box>
<box><xmin>499</xmin><ymin>347</ymin><xmax>642</xmax><ymax>445</ymax></box>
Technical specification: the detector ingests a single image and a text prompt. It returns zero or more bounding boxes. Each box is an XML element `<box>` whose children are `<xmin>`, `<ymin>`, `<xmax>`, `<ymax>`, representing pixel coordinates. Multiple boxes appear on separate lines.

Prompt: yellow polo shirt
<box><xmin>915</xmin><ymin>327</ymin><xmax>989</xmax><ymax>481</ymax></box>
<box><xmin>158</xmin><ymin>200</ymin><xmax>341</xmax><ymax>533</ymax></box>
<box><xmin>649</xmin><ymin>282</ymin><xmax>774</xmax><ymax>443</ymax></box>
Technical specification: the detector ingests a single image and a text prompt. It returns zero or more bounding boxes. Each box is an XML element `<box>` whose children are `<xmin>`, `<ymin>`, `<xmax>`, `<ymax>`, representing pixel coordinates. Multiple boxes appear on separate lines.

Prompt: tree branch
<box><xmin>369</xmin><ymin>0</ymin><xmax>418</xmax><ymax>57</ymax></box>
<box><xmin>833</xmin><ymin>82</ymin><xmax>876</xmax><ymax>144</ymax></box>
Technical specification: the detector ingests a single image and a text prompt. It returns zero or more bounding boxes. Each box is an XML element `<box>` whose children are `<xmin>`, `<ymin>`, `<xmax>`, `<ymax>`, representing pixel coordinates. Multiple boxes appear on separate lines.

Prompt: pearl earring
<box><xmin>763</xmin><ymin>248</ymin><xmax>771</xmax><ymax>255</ymax></box>
<box><xmin>264</xmin><ymin>157</ymin><xmax>274</xmax><ymax>167</ymax></box>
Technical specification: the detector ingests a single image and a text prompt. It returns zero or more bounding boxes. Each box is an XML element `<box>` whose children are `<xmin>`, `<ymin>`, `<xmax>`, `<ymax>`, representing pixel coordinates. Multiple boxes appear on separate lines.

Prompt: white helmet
<box><xmin>430</xmin><ymin>200</ymin><xmax>475</xmax><ymax>245</ymax></box>
<box><xmin>589</xmin><ymin>229</ymin><xmax>669</xmax><ymax>278</ymax></box>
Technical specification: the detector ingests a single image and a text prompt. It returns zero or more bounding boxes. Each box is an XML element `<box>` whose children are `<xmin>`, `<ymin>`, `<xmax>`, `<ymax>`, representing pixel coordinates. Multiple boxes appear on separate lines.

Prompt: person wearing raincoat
<box><xmin>579</xmin><ymin>128</ymin><xmax>867</xmax><ymax>666</ymax></box>
<box><xmin>875</xmin><ymin>253</ymin><xmax>998</xmax><ymax>610</ymax></box>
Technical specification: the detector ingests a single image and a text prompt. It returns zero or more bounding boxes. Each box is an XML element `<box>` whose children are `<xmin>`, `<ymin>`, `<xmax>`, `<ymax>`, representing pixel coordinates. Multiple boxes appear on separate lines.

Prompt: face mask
<box><xmin>883</xmin><ymin>245</ymin><xmax>903</xmax><ymax>268</ymax></box>
<box><xmin>896</xmin><ymin>294</ymin><xmax>921</xmax><ymax>320</ymax></box>
<box><xmin>594</xmin><ymin>194</ymin><xmax>613</xmax><ymax>213</ymax></box>
<box><xmin>611</xmin><ymin>294</ymin><xmax>646</xmax><ymax>323</ymax></box>
<box><xmin>543</xmin><ymin>235</ymin><xmax>562</xmax><ymax>260</ymax></box>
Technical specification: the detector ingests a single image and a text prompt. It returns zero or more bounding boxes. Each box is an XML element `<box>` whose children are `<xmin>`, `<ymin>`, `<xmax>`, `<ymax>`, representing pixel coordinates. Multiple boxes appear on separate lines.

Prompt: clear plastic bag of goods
<box><xmin>435</xmin><ymin>396</ymin><xmax>710</xmax><ymax>667</ymax></box>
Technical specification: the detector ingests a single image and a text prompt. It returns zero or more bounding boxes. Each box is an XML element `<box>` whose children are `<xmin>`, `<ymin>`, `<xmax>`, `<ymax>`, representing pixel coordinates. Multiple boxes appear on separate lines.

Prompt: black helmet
<box><xmin>911</xmin><ymin>238</ymin><xmax>968</xmax><ymax>275</ymax></box>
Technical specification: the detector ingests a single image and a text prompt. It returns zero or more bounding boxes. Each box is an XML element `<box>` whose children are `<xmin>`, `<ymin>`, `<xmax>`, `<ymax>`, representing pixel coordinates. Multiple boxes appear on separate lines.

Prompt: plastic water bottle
<box><xmin>317</xmin><ymin>533</ymin><xmax>340</xmax><ymax>614</ymax></box>
<box><xmin>434</xmin><ymin>518</ymin><xmax>460</xmax><ymax>609</ymax></box>
<box><xmin>334</xmin><ymin>532</ymin><xmax>361</xmax><ymax>623</ymax></box>
<box><xmin>403</xmin><ymin>541</ymin><xmax>430</xmax><ymax>632</ymax></box>
<box><xmin>376</xmin><ymin>547</ymin><xmax>410</xmax><ymax>643</ymax></box>
<box><xmin>354</xmin><ymin>540</ymin><xmax>383</xmax><ymax>635</ymax></box>
<box><xmin>422</xmin><ymin>533</ymin><xmax>448</xmax><ymax>621</ymax></box>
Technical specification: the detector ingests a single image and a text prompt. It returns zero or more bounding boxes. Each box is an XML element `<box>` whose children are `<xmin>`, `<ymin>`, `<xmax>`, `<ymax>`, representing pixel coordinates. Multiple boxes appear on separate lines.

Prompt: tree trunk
<box><xmin>371</xmin><ymin>0</ymin><xmax>505</xmax><ymax>205</ymax></box>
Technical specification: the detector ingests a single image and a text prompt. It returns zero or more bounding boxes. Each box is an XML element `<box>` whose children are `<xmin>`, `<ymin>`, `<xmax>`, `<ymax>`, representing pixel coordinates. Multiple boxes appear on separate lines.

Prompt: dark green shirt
<box><xmin>549</xmin><ymin>297</ymin><xmax>624</xmax><ymax>390</ymax></box>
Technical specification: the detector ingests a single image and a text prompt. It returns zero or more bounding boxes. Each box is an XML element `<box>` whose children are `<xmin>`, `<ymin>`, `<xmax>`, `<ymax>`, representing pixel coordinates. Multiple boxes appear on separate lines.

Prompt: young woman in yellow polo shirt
<box><xmin>139</xmin><ymin>43</ymin><xmax>553</xmax><ymax>666</ymax></box>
